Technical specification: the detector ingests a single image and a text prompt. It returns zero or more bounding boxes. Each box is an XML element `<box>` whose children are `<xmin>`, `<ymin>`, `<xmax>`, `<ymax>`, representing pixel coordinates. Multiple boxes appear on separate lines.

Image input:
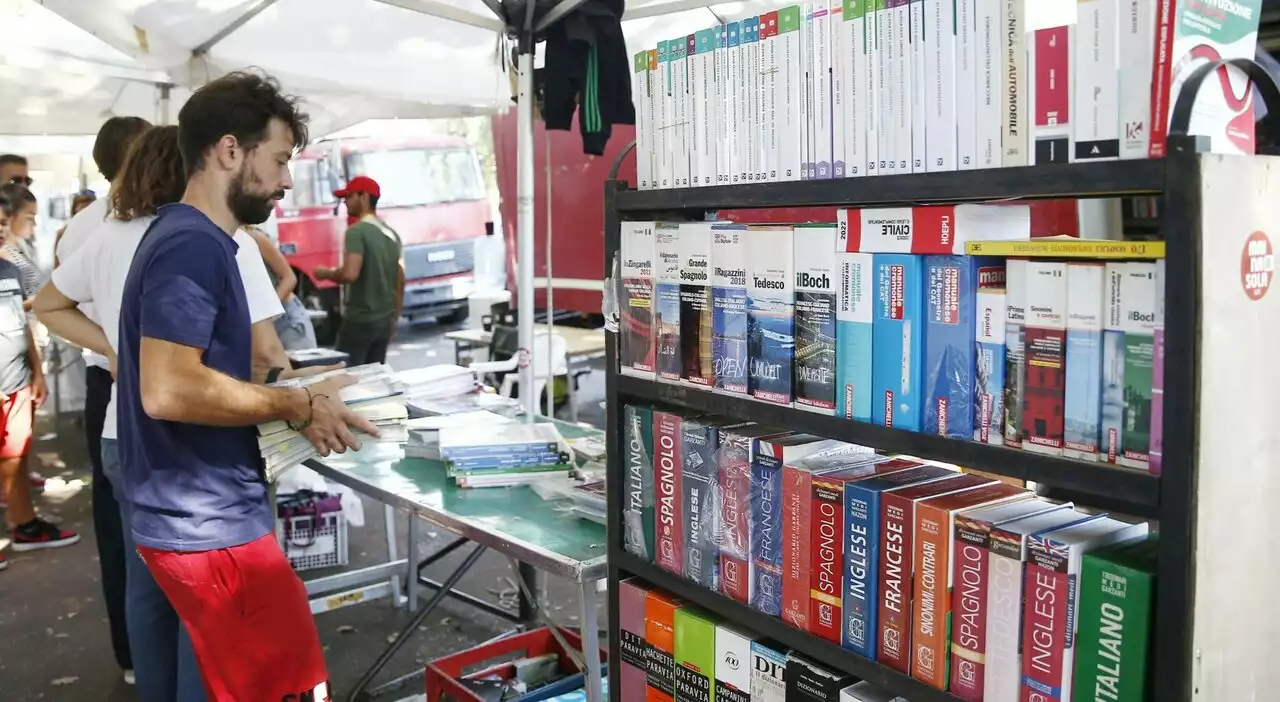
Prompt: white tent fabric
<box><xmin>2</xmin><ymin>0</ymin><xmax>786</xmax><ymax>137</ymax></box>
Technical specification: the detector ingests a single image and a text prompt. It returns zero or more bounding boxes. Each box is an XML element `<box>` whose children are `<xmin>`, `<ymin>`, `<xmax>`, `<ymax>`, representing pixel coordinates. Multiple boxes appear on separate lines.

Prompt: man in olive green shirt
<box><xmin>315</xmin><ymin>176</ymin><xmax>404</xmax><ymax>365</ymax></box>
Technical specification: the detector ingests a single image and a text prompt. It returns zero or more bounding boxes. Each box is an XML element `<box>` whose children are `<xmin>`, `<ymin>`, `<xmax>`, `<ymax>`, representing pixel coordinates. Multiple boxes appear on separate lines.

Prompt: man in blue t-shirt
<box><xmin>114</xmin><ymin>72</ymin><xmax>376</xmax><ymax>701</ymax></box>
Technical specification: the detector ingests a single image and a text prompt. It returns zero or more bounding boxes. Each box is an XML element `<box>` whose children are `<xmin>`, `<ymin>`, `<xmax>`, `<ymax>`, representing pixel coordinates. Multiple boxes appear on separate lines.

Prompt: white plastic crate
<box><xmin>276</xmin><ymin>509</ymin><xmax>349</xmax><ymax>572</ymax></box>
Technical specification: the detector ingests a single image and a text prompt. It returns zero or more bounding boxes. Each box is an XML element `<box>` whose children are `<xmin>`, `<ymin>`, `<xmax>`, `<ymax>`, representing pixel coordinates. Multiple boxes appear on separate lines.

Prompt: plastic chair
<box><xmin>469</xmin><ymin>328</ymin><xmax>572</xmax><ymax>417</ymax></box>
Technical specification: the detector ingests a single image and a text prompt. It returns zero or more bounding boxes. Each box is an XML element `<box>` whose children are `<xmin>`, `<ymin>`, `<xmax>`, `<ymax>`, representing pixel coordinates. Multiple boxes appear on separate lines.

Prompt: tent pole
<box><xmin>517</xmin><ymin>44</ymin><xmax>537</xmax><ymax>421</ymax></box>
<box><xmin>156</xmin><ymin>83</ymin><xmax>172</xmax><ymax>126</ymax></box>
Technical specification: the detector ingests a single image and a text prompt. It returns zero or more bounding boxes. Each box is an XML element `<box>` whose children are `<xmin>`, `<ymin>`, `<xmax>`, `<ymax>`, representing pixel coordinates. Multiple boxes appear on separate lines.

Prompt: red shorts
<box><xmin>139</xmin><ymin>534</ymin><xmax>331</xmax><ymax>702</ymax></box>
<box><xmin>0</xmin><ymin>385</ymin><xmax>34</xmax><ymax>459</ymax></box>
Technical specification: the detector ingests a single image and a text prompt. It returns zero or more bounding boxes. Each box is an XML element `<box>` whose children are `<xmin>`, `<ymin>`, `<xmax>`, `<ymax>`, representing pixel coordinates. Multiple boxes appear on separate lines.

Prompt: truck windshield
<box><xmin>278</xmin><ymin>158</ymin><xmax>335</xmax><ymax>210</ymax></box>
<box><xmin>346</xmin><ymin>147</ymin><xmax>486</xmax><ymax>208</ymax></box>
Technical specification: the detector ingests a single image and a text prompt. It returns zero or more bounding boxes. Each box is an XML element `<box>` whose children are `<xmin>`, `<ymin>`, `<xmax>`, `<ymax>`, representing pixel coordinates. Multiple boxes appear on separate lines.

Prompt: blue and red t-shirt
<box><xmin>116</xmin><ymin>203</ymin><xmax>272</xmax><ymax>552</ymax></box>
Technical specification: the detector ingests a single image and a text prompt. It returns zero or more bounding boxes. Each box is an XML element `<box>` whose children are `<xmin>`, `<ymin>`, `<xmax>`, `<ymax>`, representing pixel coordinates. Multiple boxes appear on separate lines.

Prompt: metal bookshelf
<box><xmin>603</xmin><ymin>59</ymin><xmax>1280</xmax><ymax>702</ymax></box>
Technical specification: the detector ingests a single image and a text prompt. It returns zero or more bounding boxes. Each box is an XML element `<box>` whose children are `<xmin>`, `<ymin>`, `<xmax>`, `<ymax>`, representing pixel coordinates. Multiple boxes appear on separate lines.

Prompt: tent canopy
<box><xmin>2</xmin><ymin>0</ymin><xmax>784</xmax><ymax>136</ymax></box>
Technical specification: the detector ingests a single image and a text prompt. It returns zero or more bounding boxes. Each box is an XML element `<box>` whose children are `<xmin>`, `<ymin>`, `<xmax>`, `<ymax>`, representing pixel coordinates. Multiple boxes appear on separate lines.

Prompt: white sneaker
<box><xmin>124</xmin><ymin>670</ymin><xmax>135</xmax><ymax>685</ymax></box>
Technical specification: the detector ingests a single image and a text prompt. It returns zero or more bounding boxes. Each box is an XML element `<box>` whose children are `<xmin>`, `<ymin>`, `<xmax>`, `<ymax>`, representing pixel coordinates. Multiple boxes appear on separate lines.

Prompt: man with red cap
<box><xmin>315</xmin><ymin>175</ymin><xmax>404</xmax><ymax>365</ymax></box>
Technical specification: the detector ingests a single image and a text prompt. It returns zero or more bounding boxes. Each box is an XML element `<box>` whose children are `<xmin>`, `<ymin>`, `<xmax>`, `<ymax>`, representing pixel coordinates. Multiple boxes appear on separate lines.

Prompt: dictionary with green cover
<box><xmin>1072</xmin><ymin>536</ymin><xmax>1158</xmax><ymax>702</ymax></box>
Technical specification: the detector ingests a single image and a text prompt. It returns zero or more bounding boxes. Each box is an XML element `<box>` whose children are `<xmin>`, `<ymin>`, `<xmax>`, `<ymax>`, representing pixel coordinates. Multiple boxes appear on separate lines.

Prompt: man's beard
<box><xmin>228</xmin><ymin>166</ymin><xmax>284</xmax><ymax>225</ymax></box>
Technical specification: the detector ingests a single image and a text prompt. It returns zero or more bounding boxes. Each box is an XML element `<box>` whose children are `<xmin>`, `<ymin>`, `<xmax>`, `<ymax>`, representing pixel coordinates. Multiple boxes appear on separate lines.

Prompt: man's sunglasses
<box><xmin>7</xmin><ymin>176</ymin><xmax>32</xmax><ymax>186</ymax></box>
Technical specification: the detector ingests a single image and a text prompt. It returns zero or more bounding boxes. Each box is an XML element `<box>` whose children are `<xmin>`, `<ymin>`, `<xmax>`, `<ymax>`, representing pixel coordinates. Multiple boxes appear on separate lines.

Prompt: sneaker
<box><xmin>28</xmin><ymin>471</ymin><xmax>46</xmax><ymax>488</ymax></box>
<box><xmin>11</xmin><ymin>518</ymin><xmax>80</xmax><ymax>551</ymax></box>
<box><xmin>123</xmin><ymin>670</ymin><xmax>135</xmax><ymax>685</ymax></box>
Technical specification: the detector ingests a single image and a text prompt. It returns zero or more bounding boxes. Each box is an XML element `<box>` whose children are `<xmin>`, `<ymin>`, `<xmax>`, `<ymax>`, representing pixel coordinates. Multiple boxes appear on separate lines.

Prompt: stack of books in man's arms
<box><xmin>438</xmin><ymin>423</ymin><xmax>574</xmax><ymax>489</ymax></box>
<box><xmin>258</xmin><ymin>364</ymin><xmax>409</xmax><ymax>480</ymax></box>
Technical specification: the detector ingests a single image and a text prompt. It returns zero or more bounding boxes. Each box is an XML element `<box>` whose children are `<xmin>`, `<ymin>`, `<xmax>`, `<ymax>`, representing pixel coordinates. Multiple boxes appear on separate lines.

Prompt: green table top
<box><xmin>304</xmin><ymin>418</ymin><xmax>607</xmax><ymax>581</ymax></box>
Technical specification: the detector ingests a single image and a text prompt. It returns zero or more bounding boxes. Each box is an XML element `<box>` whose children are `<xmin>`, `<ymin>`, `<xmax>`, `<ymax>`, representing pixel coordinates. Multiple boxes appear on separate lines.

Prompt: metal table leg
<box><xmin>406</xmin><ymin>512</ymin><xmax>420</xmax><ymax>611</ymax></box>
<box><xmin>578</xmin><ymin>578</ymin><xmax>603</xmax><ymax>702</ymax></box>
<box><xmin>346</xmin><ymin>543</ymin><xmax>489</xmax><ymax>702</ymax></box>
<box><xmin>517</xmin><ymin>560</ymin><xmax>541</xmax><ymax>627</ymax></box>
<box><xmin>383</xmin><ymin>504</ymin><xmax>402</xmax><ymax>608</ymax></box>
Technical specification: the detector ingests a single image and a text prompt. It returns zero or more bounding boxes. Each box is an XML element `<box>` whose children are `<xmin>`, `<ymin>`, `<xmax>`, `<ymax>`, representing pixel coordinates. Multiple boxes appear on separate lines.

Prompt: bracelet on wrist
<box><xmin>286</xmin><ymin>388</ymin><xmax>315</xmax><ymax>432</ymax></box>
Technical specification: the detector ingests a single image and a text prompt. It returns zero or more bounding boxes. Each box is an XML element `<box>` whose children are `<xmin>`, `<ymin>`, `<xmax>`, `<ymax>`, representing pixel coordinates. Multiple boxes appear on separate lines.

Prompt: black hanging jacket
<box><xmin>541</xmin><ymin>0</ymin><xmax>635</xmax><ymax>155</ymax></box>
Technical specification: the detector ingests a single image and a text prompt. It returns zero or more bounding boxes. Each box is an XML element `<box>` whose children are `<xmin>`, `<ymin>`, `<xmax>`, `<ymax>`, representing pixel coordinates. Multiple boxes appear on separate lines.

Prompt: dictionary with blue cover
<box><xmin>922</xmin><ymin>256</ymin><xmax>1005</xmax><ymax>439</ymax></box>
<box><xmin>682</xmin><ymin>417</ymin><xmax>725</xmax><ymax>591</ymax></box>
<box><xmin>835</xmin><ymin>211</ymin><xmax>874</xmax><ymax>422</ymax></box>
<box><xmin>711</xmin><ymin>224</ymin><xmax>750</xmax><ymax>395</ymax></box>
<box><xmin>747</xmin><ymin>226</ymin><xmax>796</xmax><ymax>405</ymax></box>
<box><xmin>794</xmin><ymin>224</ymin><xmax>839</xmax><ymax>414</ymax></box>
<box><xmin>871</xmin><ymin>254</ymin><xmax>924</xmax><ymax>431</ymax></box>
<box><xmin>973</xmin><ymin>288</ymin><xmax>1007</xmax><ymax>446</ymax></box>
<box><xmin>841</xmin><ymin>461</ymin><xmax>951</xmax><ymax>659</ymax></box>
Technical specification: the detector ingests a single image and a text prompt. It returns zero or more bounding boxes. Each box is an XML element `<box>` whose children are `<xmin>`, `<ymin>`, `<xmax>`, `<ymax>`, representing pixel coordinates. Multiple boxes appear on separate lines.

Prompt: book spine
<box><xmin>687</xmin><ymin>35</ymin><xmax>702</xmax><ymax>190</ymax></box>
<box><xmin>781</xmin><ymin>465</ymin><xmax>814</xmax><ymax>629</ymax></box>
<box><xmin>751</xmin><ymin>452</ymin><xmax>786</xmax><ymax>616</ymax></box>
<box><xmin>655</xmin><ymin>411</ymin><xmax>686</xmax><ymax>574</ymax></box>
<box><xmin>835</xmin><ymin>244</ymin><xmax>874</xmax><ymax>422</ymax></box>
<box><xmin>750</xmin><ymin>643</ymin><xmax>788</xmax><ymax>702</ymax></box>
<box><xmin>748</xmin><ymin>228</ymin><xmax>796</xmax><ymax>405</ymax></box>
<box><xmin>656</xmin><ymin>41</ymin><xmax>670</xmax><ymax>189</ymax></box>
<box><xmin>814</xmin><ymin>4</ymin><xmax>833</xmax><ymax>179</ymax></box>
<box><xmin>833</xmin><ymin>0</ymin><xmax>847</xmax><ymax>178</ymax></box>
<box><xmin>810</xmin><ymin>475</ymin><xmax>845</xmax><ymax>643</ymax></box>
<box><xmin>867</xmin><ymin>0</ymin><xmax>883</xmax><ymax>176</ymax></box>
<box><xmin>795</xmin><ymin>226</ymin><xmax>839</xmax><ymax>414</ymax></box>
<box><xmin>646</xmin><ymin>596</ymin><xmax>679</xmax><ymax>702</ymax></box>
<box><xmin>974</xmin><ymin>289</ymin><xmax>1007</xmax><ymax>445</ymax></box>
<box><xmin>635</xmin><ymin>52</ymin><xmax>651</xmax><ymax>190</ymax></box>
<box><xmin>719</xmin><ymin>434</ymin><xmax>753</xmax><ymax>603</ymax></box>
<box><xmin>1074</xmin><ymin>554</ymin><xmax>1156</xmax><ymax>702</ymax></box>
<box><xmin>896</xmin><ymin>0</ymin><xmax>915</xmax><ymax>172</ymax></box>
<box><xmin>956</xmin><ymin>0</ymin><xmax>978</xmax><ymax>169</ymax></box>
<box><xmin>877</xmin><ymin>492</ymin><xmax>915</xmax><ymax>674</ymax></box>
<box><xmin>780</xmin><ymin>8</ymin><xmax>804</xmax><ymax>181</ymax></box>
<box><xmin>1003</xmin><ymin>259</ymin><xmax>1026</xmax><ymax>447</ymax></box>
<box><xmin>843</xmin><ymin>484</ymin><xmax>880</xmax><ymax>658</ymax></box>
<box><xmin>872</xmin><ymin>254</ymin><xmax>924</xmax><ymax>431</ymax></box>
<box><xmin>982</xmin><ymin>539</ymin><xmax>1025</xmax><ymax>702</ymax></box>
<box><xmin>1063</xmin><ymin>263</ymin><xmax>1105</xmax><ymax>461</ymax></box>
<box><xmin>1118</xmin><ymin>0</ymin><xmax>1155</xmax><ymax>159</ymax></box>
<box><xmin>911</xmin><ymin>505</ymin><xmax>950</xmax><ymax>689</ymax></box>
<box><xmin>1145</xmin><ymin>0</ymin><xmax>1176</xmax><ymax>158</ymax></box>
<box><xmin>762</xmin><ymin>13</ymin><xmax>782</xmax><ymax>182</ymax></box>
<box><xmin>1020</xmin><ymin>544</ymin><xmax>1072</xmax><ymax>702</ymax></box>
<box><xmin>675</xmin><ymin>611</ymin><xmax>715</xmax><ymax>702</ymax></box>
<box><xmin>447</xmin><ymin>452</ymin><xmax>564</xmax><ymax>470</ymax></box>
<box><xmin>876</xmin><ymin>0</ymin><xmax>892</xmax><ymax>174</ymax></box>
<box><xmin>1150</xmin><ymin>260</ymin><xmax>1165</xmax><ymax>474</ymax></box>
<box><xmin>442</xmin><ymin>443</ymin><xmax>561</xmax><ymax>459</ymax></box>
<box><xmin>1073</xmin><ymin>0</ymin><xmax>1120</xmax><ymax>162</ymax></box>
<box><xmin>621</xmin><ymin>581</ymin><xmax>651</xmax><ymax>702</ymax></box>
<box><xmin>948</xmin><ymin>519</ymin><xmax>993</xmax><ymax>701</ymax></box>
<box><xmin>1031</xmin><ymin>24</ymin><xmax>1073</xmax><ymax>164</ymax></box>
<box><xmin>679</xmin><ymin>223</ymin><xmax>714</xmax><ymax>387</ymax></box>
<box><xmin>715</xmin><ymin>626</ymin><xmax>753</xmax><ymax>702</ymax></box>
<box><xmin>1022</xmin><ymin>261</ymin><xmax>1067</xmax><ymax>455</ymax></box>
<box><xmin>924</xmin><ymin>0</ymin><xmax>957</xmax><ymax>172</ymax></box>
<box><xmin>742</xmin><ymin>18</ymin><xmax>759</xmax><ymax>185</ymax></box>
<box><xmin>1102</xmin><ymin>262</ymin><xmax>1157</xmax><ymax>468</ymax></box>
<box><xmin>923</xmin><ymin>256</ymin><xmax>986</xmax><ymax>439</ymax></box>
<box><xmin>727</xmin><ymin>23</ymin><xmax>742</xmax><ymax>185</ymax></box>
<box><xmin>909</xmin><ymin>0</ymin><xmax>927</xmax><ymax>173</ymax></box>
<box><xmin>1001</xmin><ymin>0</ymin><xmax>1028</xmax><ymax>166</ymax></box>
<box><xmin>672</xmin><ymin>38</ymin><xmax>689</xmax><ymax>188</ymax></box>
<box><xmin>975</xmin><ymin>0</ymin><xmax>1003</xmax><ymax>167</ymax></box>
<box><xmin>682</xmin><ymin>422</ymin><xmax>721</xmax><ymax>590</ymax></box>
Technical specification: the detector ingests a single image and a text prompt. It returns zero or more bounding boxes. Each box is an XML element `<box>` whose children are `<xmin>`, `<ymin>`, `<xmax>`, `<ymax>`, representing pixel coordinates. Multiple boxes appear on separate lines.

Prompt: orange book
<box><xmin>910</xmin><ymin>483</ymin><xmax>1031</xmax><ymax>689</ymax></box>
<box><xmin>645</xmin><ymin>590</ymin><xmax>683</xmax><ymax>702</ymax></box>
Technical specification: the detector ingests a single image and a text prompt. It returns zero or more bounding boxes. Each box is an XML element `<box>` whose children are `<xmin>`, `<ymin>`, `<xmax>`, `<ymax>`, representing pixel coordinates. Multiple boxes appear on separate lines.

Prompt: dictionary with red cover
<box><xmin>909</xmin><ymin>484</ymin><xmax>1032</xmax><ymax>689</ymax></box>
<box><xmin>1022</xmin><ymin>262</ymin><xmax>1067</xmax><ymax>456</ymax></box>
<box><xmin>876</xmin><ymin>473</ymin><xmax>993</xmax><ymax>674</ymax></box>
<box><xmin>654</xmin><ymin>411</ymin><xmax>688</xmax><ymax>575</ymax></box>
<box><xmin>946</xmin><ymin>500</ymin><xmax>1069</xmax><ymax>701</ymax></box>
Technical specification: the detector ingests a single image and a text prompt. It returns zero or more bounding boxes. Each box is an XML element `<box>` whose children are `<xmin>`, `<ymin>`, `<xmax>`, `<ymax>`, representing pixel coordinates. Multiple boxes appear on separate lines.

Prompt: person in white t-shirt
<box><xmin>32</xmin><ymin>124</ymin><xmax>333</xmax><ymax>701</ymax></box>
<box><xmin>48</xmin><ymin>115</ymin><xmax>151</xmax><ymax>685</ymax></box>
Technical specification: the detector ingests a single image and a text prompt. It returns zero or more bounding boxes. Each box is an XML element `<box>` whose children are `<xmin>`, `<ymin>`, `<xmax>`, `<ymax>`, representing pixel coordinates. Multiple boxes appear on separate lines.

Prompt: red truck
<box><xmin>274</xmin><ymin>134</ymin><xmax>493</xmax><ymax>340</ymax></box>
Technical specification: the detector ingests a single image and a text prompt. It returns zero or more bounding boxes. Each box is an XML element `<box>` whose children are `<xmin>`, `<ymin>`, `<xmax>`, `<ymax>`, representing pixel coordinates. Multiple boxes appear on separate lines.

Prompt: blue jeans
<box><xmin>101</xmin><ymin>439</ymin><xmax>208</xmax><ymax>702</ymax></box>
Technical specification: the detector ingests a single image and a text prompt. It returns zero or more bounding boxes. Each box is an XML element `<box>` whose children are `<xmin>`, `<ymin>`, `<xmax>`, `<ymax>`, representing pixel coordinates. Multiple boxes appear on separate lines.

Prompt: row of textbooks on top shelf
<box><xmin>619</xmin><ymin>214</ymin><xmax>1165</xmax><ymax>471</ymax></box>
<box><xmin>631</xmin><ymin>0</ymin><xmax>1264</xmax><ymax>191</ymax></box>
<box><xmin>621</xmin><ymin>405</ymin><xmax>1157</xmax><ymax>700</ymax></box>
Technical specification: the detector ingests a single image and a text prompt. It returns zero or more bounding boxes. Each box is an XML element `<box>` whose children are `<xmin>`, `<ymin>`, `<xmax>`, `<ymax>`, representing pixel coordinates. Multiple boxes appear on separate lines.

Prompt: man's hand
<box><xmin>313</xmin><ymin>266</ymin><xmax>335</xmax><ymax>282</ymax></box>
<box><xmin>300</xmin><ymin>375</ymin><xmax>380</xmax><ymax>456</ymax></box>
<box><xmin>280</xmin><ymin>362</ymin><xmax>346</xmax><ymax>381</ymax></box>
<box><xmin>30</xmin><ymin>373</ymin><xmax>47</xmax><ymax>409</ymax></box>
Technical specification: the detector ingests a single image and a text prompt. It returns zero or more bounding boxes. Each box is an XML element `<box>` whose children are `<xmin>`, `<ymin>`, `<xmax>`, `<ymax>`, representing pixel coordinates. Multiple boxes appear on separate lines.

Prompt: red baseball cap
<box><xmin>334</xmin><ymin>176</ymin><xmax>380</xmax><ymax>198</ymax></box>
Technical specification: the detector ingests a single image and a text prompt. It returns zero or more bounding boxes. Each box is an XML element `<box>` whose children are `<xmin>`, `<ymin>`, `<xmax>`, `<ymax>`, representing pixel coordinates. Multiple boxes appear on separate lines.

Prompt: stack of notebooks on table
<box><xmin>403</xmin><ymin>410</ymin><xmax>515</xmax><ymax>460</ymax></box>
<box><xmin>257</xmin><ymin>364</ymin><xmax>410</xmax><ymax>480</ymax></box>
<box><xmin>438</xmin><ymin>423</ymin><xmax>574</xmax><ymax>489</ymax></box>
<box><xmin>396</xmin><ymin>365</ymin><xmax>478</xmax><ymax>410</ymax></box>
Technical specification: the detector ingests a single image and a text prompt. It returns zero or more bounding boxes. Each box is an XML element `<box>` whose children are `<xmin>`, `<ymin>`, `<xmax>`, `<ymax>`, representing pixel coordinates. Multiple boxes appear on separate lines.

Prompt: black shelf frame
<box><xmin>604</xmin><ymin>147</ymin><xmax>1203</xmax><ymax>702</ymax></box>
